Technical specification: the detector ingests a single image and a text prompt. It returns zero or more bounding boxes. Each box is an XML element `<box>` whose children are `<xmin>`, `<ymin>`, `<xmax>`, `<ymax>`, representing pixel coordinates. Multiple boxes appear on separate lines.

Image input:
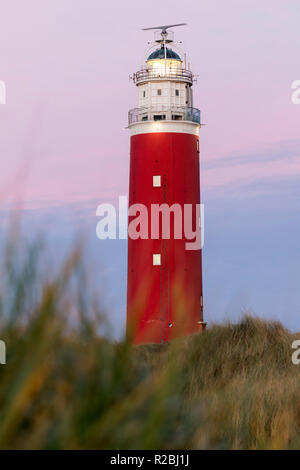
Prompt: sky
<box><xmin>0</xmin><ymin>0</ymin><xmax>299</xmax><ymax>337</ymax></box>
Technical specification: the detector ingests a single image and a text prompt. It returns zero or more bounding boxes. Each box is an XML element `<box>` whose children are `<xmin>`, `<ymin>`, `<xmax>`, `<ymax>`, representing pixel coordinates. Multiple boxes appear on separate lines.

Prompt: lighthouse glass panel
<box><xmin>147</xmin><ymin>59</ymin><xmax>182</xmax><ymax>78</ymax></box>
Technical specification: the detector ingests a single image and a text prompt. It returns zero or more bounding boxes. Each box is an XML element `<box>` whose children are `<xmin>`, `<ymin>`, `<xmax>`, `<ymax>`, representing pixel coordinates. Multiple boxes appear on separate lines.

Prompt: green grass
<box><xmin>0</xmin><ymin>240</ymin><xmax>299</xmax><ymax>449</ymax></box>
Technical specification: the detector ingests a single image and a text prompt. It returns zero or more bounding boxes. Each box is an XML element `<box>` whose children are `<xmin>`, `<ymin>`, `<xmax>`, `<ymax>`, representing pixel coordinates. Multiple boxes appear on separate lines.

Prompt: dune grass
<box><xmin>0</xmin><ymin>240</ymin><xmax>299</xmax><ymax>449</ymax></box>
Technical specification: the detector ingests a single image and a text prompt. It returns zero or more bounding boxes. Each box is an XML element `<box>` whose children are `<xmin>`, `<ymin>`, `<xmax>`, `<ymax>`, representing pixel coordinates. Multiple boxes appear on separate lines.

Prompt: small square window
<box><xmin>153</xmin><ymin>254</ymin><xmax>161</xmax><ymax>266</ymax></box>
<box><xmin>157</xmin><ymin>89</ymin><xmax>162</xmax><ymax>96</ymax></box>
<box><xmin>175</xmin><ymin>89</ymin><xmax>179</xmax><ymax>96</ymax></box>
<box><xmin>153</xmin><ymin>175</ymin><xmax>161</xmax><ymax>187</ymax></box>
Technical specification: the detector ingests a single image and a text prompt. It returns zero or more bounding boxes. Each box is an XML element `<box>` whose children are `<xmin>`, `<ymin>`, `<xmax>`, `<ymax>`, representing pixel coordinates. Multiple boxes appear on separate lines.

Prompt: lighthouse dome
<box><xmin>147</xmin><ymin>47</ymin><xmax>181</xmax><ymax>61</ymax></box>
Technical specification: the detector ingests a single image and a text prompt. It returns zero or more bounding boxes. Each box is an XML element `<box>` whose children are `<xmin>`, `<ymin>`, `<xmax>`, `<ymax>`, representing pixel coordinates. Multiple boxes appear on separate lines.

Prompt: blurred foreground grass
<box><xmin>0</xmin><ymin>240</ymin><xmax>300</xmax><ymax>450</ymax></box>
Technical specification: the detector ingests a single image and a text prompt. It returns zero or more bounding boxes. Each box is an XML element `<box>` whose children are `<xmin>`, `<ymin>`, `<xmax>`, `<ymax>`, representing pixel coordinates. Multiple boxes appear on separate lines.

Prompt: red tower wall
<box><xmin>126</xmin><ymin>130</ymin><xmax>204</xmax><ymax>344</ymax></box>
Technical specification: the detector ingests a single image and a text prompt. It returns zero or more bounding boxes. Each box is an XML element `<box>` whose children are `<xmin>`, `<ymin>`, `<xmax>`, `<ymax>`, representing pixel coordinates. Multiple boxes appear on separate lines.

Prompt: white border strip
<box><xmin>128</xmin><ymin>120</ymin><xmax>200</xmax><ymax>136</ymax></box>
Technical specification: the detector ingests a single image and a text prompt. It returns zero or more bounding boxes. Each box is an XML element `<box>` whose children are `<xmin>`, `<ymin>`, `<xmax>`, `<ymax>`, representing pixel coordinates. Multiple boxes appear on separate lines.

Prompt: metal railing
<box><xmin>128</xmin><ymin>106</ymin><xmax>201</xmax><ymax>125</ymax></box>
<box><xmin>133</xmin><ymin>68</ymin><xmax>194</xmax><ymax>85</ymax></box>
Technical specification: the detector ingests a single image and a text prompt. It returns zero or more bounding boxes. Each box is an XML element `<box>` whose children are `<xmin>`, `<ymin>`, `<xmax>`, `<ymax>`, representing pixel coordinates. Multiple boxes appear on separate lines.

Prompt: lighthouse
<box><xmin>126</xmin><ymin>24</ymin><xmax>205</xmax><ymax>344</ymax></box>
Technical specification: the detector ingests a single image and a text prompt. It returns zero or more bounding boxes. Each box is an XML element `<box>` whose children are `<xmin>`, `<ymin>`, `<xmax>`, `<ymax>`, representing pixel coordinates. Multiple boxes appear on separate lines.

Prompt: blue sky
<box><xmin>0</xmin><ymin>1</ymin><xmax>300</xmax><ymax>337</ymax></box>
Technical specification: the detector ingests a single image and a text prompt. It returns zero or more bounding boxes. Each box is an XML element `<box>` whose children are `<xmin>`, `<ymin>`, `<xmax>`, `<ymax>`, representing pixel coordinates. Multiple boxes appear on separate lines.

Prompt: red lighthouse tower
<box><xmin>127</xmin><ymin>24</ymin><xmax>205</xmax><ymax>344</ymax></box>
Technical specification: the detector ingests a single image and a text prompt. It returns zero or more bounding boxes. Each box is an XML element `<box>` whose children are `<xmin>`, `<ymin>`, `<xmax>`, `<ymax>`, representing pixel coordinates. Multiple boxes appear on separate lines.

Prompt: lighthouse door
<box><xmin>160</xmin><ymin>175</ymin><xmax>170</xmax><ymax>343</ymax></box>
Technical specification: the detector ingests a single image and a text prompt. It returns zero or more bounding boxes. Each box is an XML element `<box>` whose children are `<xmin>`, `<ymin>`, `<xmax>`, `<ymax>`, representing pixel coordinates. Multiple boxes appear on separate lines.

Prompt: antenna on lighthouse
<box><xmin>142</xmin><ymin>23</ymin><xmax>187</xmax><ymax>45</ymax></box>
<box><xmin>142</xmin><ymin>23</ymin><xmax>187</xmax><ymax>33</ymax></box>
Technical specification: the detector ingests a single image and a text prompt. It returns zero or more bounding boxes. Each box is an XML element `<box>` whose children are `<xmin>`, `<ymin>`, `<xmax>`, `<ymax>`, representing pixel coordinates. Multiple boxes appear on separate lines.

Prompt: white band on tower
<box><xmin>128</xmin><ymin>120</ymin><xmax>200</xmax><ymax>136</ymax></box>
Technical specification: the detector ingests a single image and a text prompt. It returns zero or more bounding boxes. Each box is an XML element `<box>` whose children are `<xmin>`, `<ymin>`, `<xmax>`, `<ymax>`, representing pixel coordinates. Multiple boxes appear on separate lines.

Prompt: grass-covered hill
<box><xmin>0</xmin><ymin>243</ymin><xmax>299</xmax><ymax>449</ymax></box>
